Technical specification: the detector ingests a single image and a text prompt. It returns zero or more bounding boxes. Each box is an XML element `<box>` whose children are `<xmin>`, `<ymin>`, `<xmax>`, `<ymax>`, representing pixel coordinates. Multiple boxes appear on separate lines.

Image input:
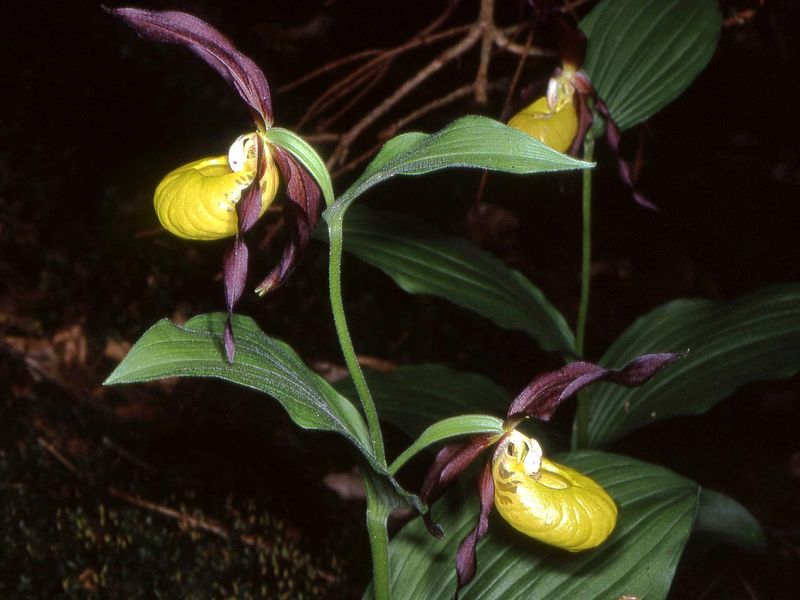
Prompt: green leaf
<box><xmin>691</xmin><ymin>488</ymin><xmax>767</xmax><ymax>554</ymax></box>
<box><xmin>105</xmin><ymin>313</ymin><xmax>377</xmax><ymax>467</ymax></box>
<box><xmin>585</xmin><ymin>284</ymin><xmax>800</xmax><ymax>448</ymax></box>
<box><xmin>389</xmin><ymin>415</ymin><xmax>504</xmax><ymax>475</ymax></box>
<box><xmin>381</xmin><ymin>452</ymin><xmax>698</xmax><ymax>600</ymax></box>
<box><xmin>325</xmin><ymin>116</ymin><xmax>592</xmax><ymax>221</ymax></box>
<box><xmin>264</xmin><ymin>127</ymin><xmax>334</xmax><ymax>205</ymax></box>
<box><xmin>333</xmin><ymin>364</ymin><xmax>512</xmax><ymax>440</ymax></box>
<box><xmin>322</xmin><ymin>117</ymin><xmax>588</xmax><ymax>474</ymax></box>
<box><xmin>332</xmin><ymin>206</ymin><xmax>574</xmax><ymax>354</ymax></box>
<box><xmin>581</xmin><ymin>0</ymin><xmax>721</xmax><ymax>131</ymax></box>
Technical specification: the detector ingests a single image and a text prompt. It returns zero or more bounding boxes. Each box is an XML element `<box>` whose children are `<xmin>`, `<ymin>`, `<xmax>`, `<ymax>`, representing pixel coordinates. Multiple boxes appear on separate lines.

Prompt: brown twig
<box><xmin>331</xmin><ymin>140</ymin><xmax>386</xmax><ymax>179</ymax></box>
<box><xmin>475</xmin><ymin>0</ymin><xmax>496</xmax><ymax>104</ymax></box>
<box><xmin>332</xmin><ymin>81</ymin><xmax>500</xmax><ymax>177</ymax></box>
<box><xmin>331</xmin><ymin>80</ymin><xmax>502</xmax><ymax>177</ymax></box>
<box><xmin>297</xmin><ymin>60</ymin><xmax>386</xmax><ymax>129</ymax></box>
<box><xmin>102</xmin><ymin>435</ymin><xmax>159</xmax><ymax>475</ymax></box>
<box><xmin>501</xmin><ymin>30</ymin><xmax>535</xmax><ymax>120</ymax></box>
<box><xmin>278</xmin><ymin>48</ymin><xmax>383</xmax><ymax>93</ymax></box>
<box><xmin>318</xmin><ymin>61</ymin><xmax>392</xmax><ymax>130</ymax></box>
<box><xmin>559</xmin><ymin>0</ymin><xmax>597</xmax><ymax>15</ymax></box>
<box><xmin>493</xmin><ymin>28</ymin><xmax>553</xmax><ymax>57</ymax></box>
<box><xmin>38</xmin><ymin>436</ymin><xmax>232</xmax><ymax>544</ymax></box>
<box><xmin>37</xmin><ymin>435</ymin><xmax>276</xmax><ymax>555</ymax></box>
<box><xmin>292</xmin><ymin>3</ymin><xmax>470</xmax><ymax>129</ymax></box>
<box><xmin>303</xmin><ymin>1</ymin><xmax>554</xmax><ymax>168</ymax></box>
<box><xmin>107</xmin><ymin>486</ymin><xmax>232</xmax><ymax>540</ymax></box>
<box><xmin>379</xmin><ymin>82</ymin><xmax>491</xmax><ymax>139</ymax></box>
<box><xmin>327</xmin><ymin>25</ymin><xmax>484</xmax><ymax>167</ymax></box>
<box><xmin>38</xmin><ymin>436</ymin><xmax>79</xmax><ymax>475</ymax></box>
<box><xmin>472</xmin><ymin>31</ymin><xmax>535</xmax><ymax>207</ymax></box>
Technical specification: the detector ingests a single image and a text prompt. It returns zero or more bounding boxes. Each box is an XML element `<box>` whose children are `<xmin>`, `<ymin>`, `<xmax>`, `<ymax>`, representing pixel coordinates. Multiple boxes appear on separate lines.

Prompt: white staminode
<box><xmin>546</xmin><ymin>77</ymin><xmax>560</xmax><ymax>112</ymax></box>
<box><xmin>506</xmin><ymin>430</ymin><xmax>543</xmax><ymax>476</ymax></box>
<box><xmin>227</xmin><ymin>133</ymin><xmax>256</xmax><ymax>172</ymax></box>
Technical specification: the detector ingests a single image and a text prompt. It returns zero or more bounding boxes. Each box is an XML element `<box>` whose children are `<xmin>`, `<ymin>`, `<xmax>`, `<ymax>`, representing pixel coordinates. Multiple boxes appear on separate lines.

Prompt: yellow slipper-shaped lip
<box><xmin>507</xmin><ymin>95</ymin><xmax>579</xmax><ymax>155</ymax></box>
<box><xmin>154</xmin><ymin>133</ymin><xmax>280</xmax><ymax>241</ymax></box>
<box><xmin>492</xmin><ymin>430</ymin><xmax>617</xmax><ymax>552</ymax></box>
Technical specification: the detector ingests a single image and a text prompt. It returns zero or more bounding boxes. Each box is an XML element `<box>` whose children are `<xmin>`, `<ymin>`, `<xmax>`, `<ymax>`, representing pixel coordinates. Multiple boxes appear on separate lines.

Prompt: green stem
<box><xmin>328</xmin><ymin>211</ymin><xmax>387</xmax><ymax>465</ymax></box>
<box><xmin>364</xmin><ymin>472</ymin><xmax>392</xmax><ymax>600</ymax></box>
<box><xmin>574</xmin><ymin>132</ymin><xmax>594</xmax><ymax>449</ymax></box>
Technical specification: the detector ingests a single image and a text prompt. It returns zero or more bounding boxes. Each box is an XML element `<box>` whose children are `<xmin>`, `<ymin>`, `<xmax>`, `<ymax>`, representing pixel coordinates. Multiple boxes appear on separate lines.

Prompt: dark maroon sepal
<box><xmin>594</xmin><ymin>99</ymin><xmax>657</xmax><ymax>210</ymax></box>
<box><xmin>419</xmin><ymin>435</ymin><xmax>496</xmax><ymax>538</ymax></box>
<box><xmin>255</xmin><ymin>147</ymin><xmax>321</xmax><ymax>295</ymax></box>
<box><xmin>453</xmin><ymin>461</ymin><xmax>495</xmax><ymax>599</ymax></box>
<box><xmin>220</xmin><ymin>145</ymin><xmax>264</xmax><ymax>363</ymax></box>
<box><xmin>506</xmin><ymin>353</ymin><xmax>681</xmax><ymax>422</ymax></box>
<box><xmin>222</xmin><ymin>235</ymin><xmax>249</xmax><ymax>363</ymax></box>
<box><xmin>237</xmin><ymin>141</ymin><xmax>265</xmax><ymax>234</ymax></box>
<box><xmin>107</xmin><ymin>7</ymin><xmax>273</xmax><ymax>126</ymax></box>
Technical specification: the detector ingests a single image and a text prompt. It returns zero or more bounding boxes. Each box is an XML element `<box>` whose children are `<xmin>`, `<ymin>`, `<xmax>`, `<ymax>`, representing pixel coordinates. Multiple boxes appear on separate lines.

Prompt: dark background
<box><xmin>1</xmin><ymin>0</ymin><xmax>799</xmax><ymax>597</ymax></box>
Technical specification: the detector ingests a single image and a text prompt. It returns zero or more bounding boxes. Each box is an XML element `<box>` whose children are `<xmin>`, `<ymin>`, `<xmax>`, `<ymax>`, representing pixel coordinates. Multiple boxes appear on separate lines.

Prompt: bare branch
<box><xmin>501</xmin><ymin>31</ymin><xmax>534</xmax><ymax>120</ymax></box>
<box><xmin>494</xmin><ymin>29</ymin><xmax>554</xmax><ymax>57</ymax></box>
<box><xmin>278</xmin><ymin>48</ymin><xmax>383</xmax><ymax>93</ymax></box>
<box><xmin>301</xmin><ymin>1</ymin><xmax>552</xmax><ymax>167</ymax></box>
<box><xmin>327</xmin><ymin>26</ymin><xmax>484</xmax><ymax>167</ymax></box>
<box><xmin>475</xmin><ymin>0</ymin><xmax>496</xmax><ymax>104</ymax></box>
<box><xmin>379</xmin><ymin>82</ymin><xmax>502</xmax><ymax>140</ymax></box>
<box><xmin>318</xmin><ymin>61</ymin><xmax>392</xmax><ymax>130</ymax></box>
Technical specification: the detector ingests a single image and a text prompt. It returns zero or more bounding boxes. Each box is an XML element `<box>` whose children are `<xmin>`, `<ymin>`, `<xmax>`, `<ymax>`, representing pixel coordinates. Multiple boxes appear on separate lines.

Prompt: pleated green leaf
<box><xmin>325</xmin><ymin>116</ymin><xmax>591</xmax><ymax>225</ymax></box>
<box><xmin>691</xmin><ymin>488</ymin><xmax>767</xmax><ymax>554</ymax></box>
<box><xmin>333</xmin><ymin>364</ymin><xmax>512</xmax><ymax>440</ymax></box>
<box><xmin>581</xmin><ymin>0</ymin><xmax>722</xmax><ymax>131</ymax></box>
<box><xmin>585</xmin><ymin>284</ymin><xmax>800</xmax><ymax>448</ymax></box>
<box><xmin>333</xmin><ymin>206</ymin><xmax>574</xmax><ymax>354</ymax></box>
<box><xmin>380</xmin><ymin>452</ymin><xmax>698</xmax><ymax>600</ymax></box>
<box><xmin>105</xmin><ymin>313</ymin><xmax>376</xmax><ymax>469</ymax></box>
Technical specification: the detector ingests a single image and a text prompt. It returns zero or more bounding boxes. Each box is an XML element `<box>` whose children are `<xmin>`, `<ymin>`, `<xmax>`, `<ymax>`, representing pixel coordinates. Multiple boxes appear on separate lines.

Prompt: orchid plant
<box><xmin>106</xmin><ymin>1</ymin><xmax>800</xmax><ymax>599</ymax></box>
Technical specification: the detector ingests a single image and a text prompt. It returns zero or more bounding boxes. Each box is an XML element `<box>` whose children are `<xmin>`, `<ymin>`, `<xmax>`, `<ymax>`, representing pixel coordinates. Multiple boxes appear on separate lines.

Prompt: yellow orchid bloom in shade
<box><xmin>492</xmin><ymin>430</ymin><xmax>617</xmax><ymax>552</ymax></box>
<box><xmin>508</xmin><ymin>96</ymin><xmax>578</xmax><ymax>154</ymax></box>
<box><xmin>507</xmin><ymin>68</ymin><xmax>579</xmax><ymax>154</ymax></box>
<box><xmin>419</xmin><ymin>353</ymin><xmax>681</xmax><ymax>598</ymax></box>
<box><xmin>110</xmin><ymin>7</ymin><xmax>322</xmax><ymax>362</ymax></box>
<box><xmin>154</xmin><ymin>133</ymin><xmax>280</xmax><ymax>241</ymax></box>
<box><xmin>507</xmin><ymin>11</ymin><xmax>655</xmax><ymax>207</ymax></box>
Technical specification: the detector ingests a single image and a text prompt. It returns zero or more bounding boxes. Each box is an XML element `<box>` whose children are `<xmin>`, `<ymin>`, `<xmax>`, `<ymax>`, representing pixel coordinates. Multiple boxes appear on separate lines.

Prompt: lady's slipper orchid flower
<box><xmin>492</xmin><ymin>429</ymin><xmax>617</xmax><ymax>552</ymax></box>
<box><xmin>109</xmin><ymin>8</ymin><xmax>321</xmax><ymax>361</ymax></box>
<box><xmin>507</xmin><ymin>17</ymin><xmax>653</xmax><ymax>208</ymax></box>
<box><xmin>153</xmin><ymin>133</ymin><xmax>280</xmax><ymax>241</ymax></box>
<box><xmin>420</xmin><ymin>352</ymin><xmax>680</xmax><ymax>598</ymax></box>
<box><xmin>507</xmin><ymin>66</ymin><xmax>579</xmax><ymax>154</ymax></box>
